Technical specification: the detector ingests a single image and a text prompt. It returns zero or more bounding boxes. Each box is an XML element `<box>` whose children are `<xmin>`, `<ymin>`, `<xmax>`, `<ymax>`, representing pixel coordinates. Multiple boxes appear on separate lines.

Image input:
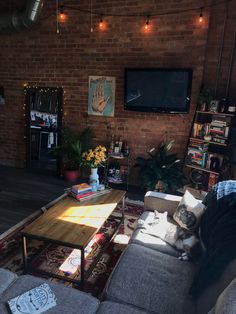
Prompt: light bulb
<box><xmin>145</xmin><ymin>16</ymin><xmax>150</xmax><ymax>30</ymax></box>
<box><xmin>59</xmin><ymin>5</ymin><xmax>66</xmax><ymax>22</ymax></box>
<box><xmin>199</xmin><ymin>8</ymin><xmax>203</xmax><ymax>23</ymax></box>
<box><xmin>99</xmin><ymin>16</ymin><xmax>105</xmax><ymax>30</ymax></box>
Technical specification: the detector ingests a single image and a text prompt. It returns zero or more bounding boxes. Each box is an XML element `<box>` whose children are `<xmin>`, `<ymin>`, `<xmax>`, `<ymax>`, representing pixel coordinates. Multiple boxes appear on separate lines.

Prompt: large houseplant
<box><xmin>135</xmin><ymin>140</ymin><xmax>183</xmax><ymax>192</ymax></box>
<box><xmin>56</xmin><ymin>127</ymin><xmax>93</xmax><ymax>182</ymax></box>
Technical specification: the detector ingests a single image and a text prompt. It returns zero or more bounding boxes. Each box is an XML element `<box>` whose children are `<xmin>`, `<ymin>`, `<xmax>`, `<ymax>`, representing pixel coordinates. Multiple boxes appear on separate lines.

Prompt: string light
<box><xmin>145</xmin><ymin>16</ymin><xmax>150</xmax><ymax>30</ymax></box>
<box><xmin>59</xmin><ymin>5</ymin><xmax>66</xmax><ymax>22</ymax></box>
<box><xmin>199</xmin><ymin>7</ymin><xmax>203</xmax><ymax>23</ymax></box>
<box><xmin>53</xmin><ymin>0</ymin><xmax>229</xmax><ymax>32</ymax></box>
<box><xmin>99</xmin><ymin>15</ymin><xmax>104</xmax><ymax>29</ymax></box>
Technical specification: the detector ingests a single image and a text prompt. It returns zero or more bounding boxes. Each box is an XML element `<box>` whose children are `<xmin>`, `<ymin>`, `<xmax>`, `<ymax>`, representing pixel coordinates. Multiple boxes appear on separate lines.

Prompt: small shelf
<box><xmin>189</xmin><ymin>137</ymin><xmax>227</xmax><ymax>147</ymax></box>
<box><xmin>196</xmin><ymin>111</ymin><xmax>235</xmax><ymax>117</ymax></box>
<box><xmin>108</xmin><ymin>154</ymin><xmax>129</xmax><ymax>159</ymax></box>
<box><xmin>185</xmin><ymin>164</ymin><xmax>220</xmax><ymax>175</ymax></box>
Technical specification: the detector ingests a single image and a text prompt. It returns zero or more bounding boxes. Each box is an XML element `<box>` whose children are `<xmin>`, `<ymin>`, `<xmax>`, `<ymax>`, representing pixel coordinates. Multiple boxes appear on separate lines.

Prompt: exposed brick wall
<box><xmin>204</xmin><ymin>0</ymin><xmax>236</xmax><ymax>101</ymax></box>
<box><xmin>0</xmin><ymin>0</ymin><xmax>210</xmax><ymax>169</ymax></box>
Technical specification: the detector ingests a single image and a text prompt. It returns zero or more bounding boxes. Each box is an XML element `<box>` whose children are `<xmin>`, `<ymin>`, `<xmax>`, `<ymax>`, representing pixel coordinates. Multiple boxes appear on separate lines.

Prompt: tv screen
<box><xmin>124</xmin><ymin>68</ymin><xmax>193</xmax><ymax>113</ymax></box>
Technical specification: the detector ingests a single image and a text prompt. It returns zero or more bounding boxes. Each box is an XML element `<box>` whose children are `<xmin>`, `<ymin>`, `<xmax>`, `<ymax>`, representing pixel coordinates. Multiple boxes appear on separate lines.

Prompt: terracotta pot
<box><xmin>155</xmin><ymin>180</ymin><xmax>166</xmax><ymax>192</ymax></box>
<box><xmin>64</xmin><ymin>169</ymin><xmax>80</xmax><ymax>183</ymax></box>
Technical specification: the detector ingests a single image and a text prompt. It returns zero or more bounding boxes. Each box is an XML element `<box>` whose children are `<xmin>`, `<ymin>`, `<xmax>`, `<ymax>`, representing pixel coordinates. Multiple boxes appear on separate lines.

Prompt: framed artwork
<box><xmin>209</xmin><ymin>100</ymin><xmax>219</xmax><ymax>113</ymax></box>
<box><xmin>88</xmin><ymin>76</ymin><xmax>115</xmax><ymax>116</ymax></box>
<box><xmin>0</xmin><ymin>86</ymin><xmax>5</xmax><ymax>105</ymax></box>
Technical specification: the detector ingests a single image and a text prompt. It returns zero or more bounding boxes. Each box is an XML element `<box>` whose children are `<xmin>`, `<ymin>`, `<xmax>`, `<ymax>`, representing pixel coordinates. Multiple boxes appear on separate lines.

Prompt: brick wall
<box><xmin>0</xmin><ymin>0</ymin><xmax>214</xmax><ymax>169</ymax></box>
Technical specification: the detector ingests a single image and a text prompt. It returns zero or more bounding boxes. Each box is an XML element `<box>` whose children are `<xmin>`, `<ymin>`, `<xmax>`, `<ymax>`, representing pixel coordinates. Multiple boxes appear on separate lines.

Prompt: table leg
<box><xmin>122</xmin><ymin>195</ymin><xmax>125</xmax><ymax>219</ymax></box>
<box><xmin>80</xmin><ymin>248</ymin><xmax>85</xmax><ymax>290</ymax></box>
<box><xmin>22</xmin><ymin>236</ymin><xmax>28</xmax><ymax>273</ymax></box>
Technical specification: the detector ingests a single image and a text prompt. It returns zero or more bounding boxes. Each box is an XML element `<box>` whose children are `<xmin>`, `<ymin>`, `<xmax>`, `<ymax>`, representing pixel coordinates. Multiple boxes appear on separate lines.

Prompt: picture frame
<box><xmin>88</xmin><ymin>76</ymin><xmax>115</xmax><ymax>117</ymax></box>
<box><xmin>209</xmin><ymin>100</ymin><xmax>219</xmax><ymax>113</ymax></box>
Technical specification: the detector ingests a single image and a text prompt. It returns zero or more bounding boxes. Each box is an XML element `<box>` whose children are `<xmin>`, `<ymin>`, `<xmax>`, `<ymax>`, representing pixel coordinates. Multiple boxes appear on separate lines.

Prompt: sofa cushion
<box><xmin>0</xmin><ymin>268</ymin><xmax>18</xmax><ymax>294</ymax></box>
<box><xmin>0</xmin><ymin>275</ymin><xmax>99</xmax><ymax>314</ymax></box>
<box><xmin>130</xmin><ymin>211</ymin><xmax>180</xmax><ymax>257</ymax></box>
<box><xmin>105</xmin><ymin>243</ymin><xmax>196</xmax><ymax>314</ymax></box>
<box><xmin>131</xmin><ymin>228</ymin><xmax>180</xmax><ymax>257</ymax></box>
<box><xmin>98</xmin><ymin>301</ymin><xmax>148</xmax><ymax>314</ymax></box>
<box><xmin>208</xmin><ymin>277</ymin><xmax>236</xmax><ymax>314</ymax></box>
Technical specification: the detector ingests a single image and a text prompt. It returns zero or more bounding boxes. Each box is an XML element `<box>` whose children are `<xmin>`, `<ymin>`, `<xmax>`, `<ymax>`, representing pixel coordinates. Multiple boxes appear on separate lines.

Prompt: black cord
<box><xmin>62</xmin><ymin>0</ymin><xmax>232</xmax><ymax>18</ymax></box>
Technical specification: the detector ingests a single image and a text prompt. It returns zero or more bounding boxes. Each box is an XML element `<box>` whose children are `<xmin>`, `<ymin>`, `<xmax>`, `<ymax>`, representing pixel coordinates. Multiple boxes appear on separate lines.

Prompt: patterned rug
<box><xmin>0</xmin><ymin>202</ymin><xmax>144</xmax><ymax>297</ymax></box>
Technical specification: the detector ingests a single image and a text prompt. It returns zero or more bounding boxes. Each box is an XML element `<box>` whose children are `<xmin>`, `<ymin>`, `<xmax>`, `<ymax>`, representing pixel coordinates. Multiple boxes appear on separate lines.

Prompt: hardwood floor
<box><xmin>0</xmin><ymin>165</ymin><xmax>144</xmax><ymax>237</ymax></box>
<box><xmin>0</xmin><ymin>165</ymin><xmax>70</xmax><ymax>235</ymax></box>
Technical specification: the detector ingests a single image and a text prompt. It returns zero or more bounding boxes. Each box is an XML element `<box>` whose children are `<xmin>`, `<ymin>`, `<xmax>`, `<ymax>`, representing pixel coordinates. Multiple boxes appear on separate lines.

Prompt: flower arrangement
<box><xmin>81</xmin><ymin>145</ymin><xmax>107</xmax><ymax>168</ymax></box>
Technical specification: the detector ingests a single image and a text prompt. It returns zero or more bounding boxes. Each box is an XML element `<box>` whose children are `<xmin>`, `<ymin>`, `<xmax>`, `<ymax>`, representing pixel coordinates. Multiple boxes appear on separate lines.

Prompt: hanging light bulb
<box><xmin>59</xmin><ymin>5</ymin><xmax>66</xmax><ymax>22</ymax></box>
<box><xmin>199</xmin><ymin>7</ymin><xmax>203</xmax><ymax>23</ymax></box>
<box><xmin>145</xmin><ymin>16</ymin><xmax>150</xmax><ymax>30</ymax></box>
<box><xmin>99</xmin><ymin>15</ymin><xmax>104</xmax><ymax>29</ymax></box>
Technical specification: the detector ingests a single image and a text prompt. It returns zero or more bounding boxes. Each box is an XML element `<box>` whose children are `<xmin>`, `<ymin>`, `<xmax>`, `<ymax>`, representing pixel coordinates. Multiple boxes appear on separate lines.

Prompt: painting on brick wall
<box><xmin>88</xmin><ymin>76</ymin><xmax>115</xmax><ymax>117</ymax></box>
<box><xmin>0</xmin><ymin>86</ymin><xmax>5</xmax><ymax>105</ymax></box>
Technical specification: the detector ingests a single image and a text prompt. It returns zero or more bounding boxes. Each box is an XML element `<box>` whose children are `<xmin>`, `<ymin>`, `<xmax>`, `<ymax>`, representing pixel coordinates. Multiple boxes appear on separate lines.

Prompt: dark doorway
<box><xmin>25</xmin><ymin>87</ymin><xmax>63</xmax><ymax>174</ymax></box>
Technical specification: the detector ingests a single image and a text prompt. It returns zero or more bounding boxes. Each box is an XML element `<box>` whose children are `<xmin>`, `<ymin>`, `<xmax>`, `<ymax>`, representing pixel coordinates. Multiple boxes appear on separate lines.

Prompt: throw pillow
<box><xmin>173</xmin><ymin>190</ymin><xmax>205</xmax><ymax>230</ymax></box>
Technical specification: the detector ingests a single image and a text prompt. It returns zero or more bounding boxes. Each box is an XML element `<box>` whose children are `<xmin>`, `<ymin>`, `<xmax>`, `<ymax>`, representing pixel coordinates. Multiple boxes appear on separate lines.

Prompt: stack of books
<box><xmin>186</xmin><ymin>138</ymin><xmax>209</xmax><ymax>168</ymax></box>
<box><xmin>210</xmin><ymin>116</ymin><xmax>230</xmax><ymax>144</ymax></box>
<box><xmin>192</xmin><ymin>122</ymin><xmax>211</xmax><ymax>139</ymax></box>
<box><xmin>70</xmin><ymin>183</ymin><xmax>93</xmax><ymax>200</ymax></box>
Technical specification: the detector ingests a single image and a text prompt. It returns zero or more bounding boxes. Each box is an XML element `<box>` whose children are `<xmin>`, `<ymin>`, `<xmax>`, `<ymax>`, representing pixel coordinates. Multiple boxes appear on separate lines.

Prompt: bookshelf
<box><xmin>184</xmin><ymin>110</ymin><xmax>236</xmax><ymax>191</ymax></box>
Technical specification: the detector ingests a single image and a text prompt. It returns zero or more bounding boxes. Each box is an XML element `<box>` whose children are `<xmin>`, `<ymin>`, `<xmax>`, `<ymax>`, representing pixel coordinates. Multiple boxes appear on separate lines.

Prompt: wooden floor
<box><xmin>0</xmin><ymin>165</ymin><xmax>144</xmax><ymax>237</ymax></box>
<box><xmin>0</xmin><ymin>165</ymin><xmax>70</xmax><ymax>236</ymax></box>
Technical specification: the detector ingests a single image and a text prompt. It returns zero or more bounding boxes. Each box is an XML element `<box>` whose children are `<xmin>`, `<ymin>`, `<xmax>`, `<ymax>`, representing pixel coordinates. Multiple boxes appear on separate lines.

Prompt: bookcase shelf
<box><xmin>185</xmin><ymin>164</ymin><xmax>220</xmax><ymax>175</ymax></box>
<box><xmin>183</xmin><ymin>109</ymin><xmax>236</xmax><ymax>191</ymax></box>
<box><xmin>189</xmin><ymin>137</ymin><xmax>227</xmax><ymax>147</ymax></box>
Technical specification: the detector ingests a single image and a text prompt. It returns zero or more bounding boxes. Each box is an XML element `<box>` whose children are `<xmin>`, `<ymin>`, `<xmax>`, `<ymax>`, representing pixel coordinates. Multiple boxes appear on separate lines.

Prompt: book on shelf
<box><xmin>8</xmin><ymin>283</ymin><xmax>57</xmax><ymax>314</ymax></box>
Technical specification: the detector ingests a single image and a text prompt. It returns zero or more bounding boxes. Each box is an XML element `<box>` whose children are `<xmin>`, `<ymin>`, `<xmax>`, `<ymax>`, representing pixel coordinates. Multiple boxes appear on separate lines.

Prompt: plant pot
<box><xmin>155</xmin><ymin>180</ymin><xmax>166</xmax><ymax>192</ymax></box>
<box><xmin>64</xmin><ymin>169</ymin><xmax>80</xmax><ymax>183</ymax></box>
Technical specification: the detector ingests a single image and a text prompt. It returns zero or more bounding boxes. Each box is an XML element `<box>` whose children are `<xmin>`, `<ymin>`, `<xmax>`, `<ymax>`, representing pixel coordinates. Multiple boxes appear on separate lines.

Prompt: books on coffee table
<box><xmin>8</xmin><ymin>283</ymin><xmax>57</xmax><ymax>314</ymax></box>
<box><xmin>69</xmin><ymin>188</ymin><xmax>111</xmax><ymax>201</ymax></box>
<box><xmin>72</xmin><ymin>183</ymin><xmax>92</xmax><ymax>194</ymax></box>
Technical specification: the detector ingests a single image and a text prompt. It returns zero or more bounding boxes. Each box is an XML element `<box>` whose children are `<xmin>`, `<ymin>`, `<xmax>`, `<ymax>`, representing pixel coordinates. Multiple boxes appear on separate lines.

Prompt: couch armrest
<box><xmin>144</xmin><ymin>191</ymin><xmax>182</xmax><ymax>217</ymax></box>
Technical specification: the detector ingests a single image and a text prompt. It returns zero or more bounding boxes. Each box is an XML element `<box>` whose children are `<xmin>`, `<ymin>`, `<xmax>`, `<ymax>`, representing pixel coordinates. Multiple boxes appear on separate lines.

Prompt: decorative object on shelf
<box><xmin>209</xmin><ymin>100</ymin><xmax>220</xmax><ymax>113</ymax></box>
<box><xmin>190</xmin><ymin>169</ymin><xmax>208</xmax><ymax>190</ymax></box>
<box><xmin>197</xmin><ymin>87</ymin><xmax>213</xmax><ymax>111</ymax></box>
<box><xmin>81</xmin><ymin>145</ymin><xmax>107</xmax><ymax>186</ymax></box>
<box><xmin>88</xmin><ymin>76</ymin><xmax>115</xmax><ymax>117</ymax></box>
<box><xmin>135</xmin><ymin>140</ymin><xmax>183</xmax><ymax>192</ymax></box>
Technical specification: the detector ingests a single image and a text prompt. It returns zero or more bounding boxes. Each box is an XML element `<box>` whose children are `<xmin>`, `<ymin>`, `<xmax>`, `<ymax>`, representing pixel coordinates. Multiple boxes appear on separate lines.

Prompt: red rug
<box><xmin>0</xmin><ymin>202</ymin><xmax>144</xmax><ymax>297</ymax></box>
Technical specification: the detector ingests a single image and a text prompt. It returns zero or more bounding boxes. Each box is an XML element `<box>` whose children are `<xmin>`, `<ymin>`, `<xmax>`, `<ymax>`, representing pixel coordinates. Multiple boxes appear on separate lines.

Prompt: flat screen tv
<box><xmin>124</xmin><ymin>68</ymin><xmax>193</xmax><ymax>113</ymax></box>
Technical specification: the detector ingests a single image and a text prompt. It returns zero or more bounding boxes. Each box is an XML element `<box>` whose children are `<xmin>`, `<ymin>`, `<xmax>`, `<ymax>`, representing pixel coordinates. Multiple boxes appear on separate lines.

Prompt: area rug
<box><xmin>0</xmin><ymin>202</ymin><xmax>144</xmax><ymax>297</ymax></box>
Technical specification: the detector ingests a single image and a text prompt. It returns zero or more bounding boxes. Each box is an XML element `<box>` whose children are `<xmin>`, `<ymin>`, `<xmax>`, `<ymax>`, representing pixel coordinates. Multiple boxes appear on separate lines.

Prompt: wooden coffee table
<box><xmin>21</xmin><ymin>189</ymin><xmax>126</xmax><ymax>289</ymax></box>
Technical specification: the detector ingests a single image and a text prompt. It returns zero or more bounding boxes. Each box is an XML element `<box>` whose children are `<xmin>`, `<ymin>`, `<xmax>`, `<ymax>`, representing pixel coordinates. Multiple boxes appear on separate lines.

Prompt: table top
<box><xmin>22</xmin><ymin>189</ymin><xmax>125</xmax><ymax>248</ymax></box>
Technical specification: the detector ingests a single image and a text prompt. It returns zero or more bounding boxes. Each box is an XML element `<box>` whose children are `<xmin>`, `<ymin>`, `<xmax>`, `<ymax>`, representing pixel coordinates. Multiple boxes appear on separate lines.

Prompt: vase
<box><xmin>89</xmin><ymin>168</ymin><xmax>99</xmax><ymax>186</ymax></box>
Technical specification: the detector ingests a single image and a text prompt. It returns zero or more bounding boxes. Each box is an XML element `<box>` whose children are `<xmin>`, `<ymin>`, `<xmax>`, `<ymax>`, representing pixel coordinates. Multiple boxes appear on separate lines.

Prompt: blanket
<box><xmin>189</xmin><ymin>180</ymin><xmax>236</xmax><ymax>297</ymax></box>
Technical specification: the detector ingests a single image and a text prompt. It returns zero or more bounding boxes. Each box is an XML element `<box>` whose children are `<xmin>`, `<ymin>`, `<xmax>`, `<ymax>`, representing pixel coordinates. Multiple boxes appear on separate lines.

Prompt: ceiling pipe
<box><xmin>0</xmin><ymin>0</ymin><xmax>43</xmax><ymax>32</ymax></box>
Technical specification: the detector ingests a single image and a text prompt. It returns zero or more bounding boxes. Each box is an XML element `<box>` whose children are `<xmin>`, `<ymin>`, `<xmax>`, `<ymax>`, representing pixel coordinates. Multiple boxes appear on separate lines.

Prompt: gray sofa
<box><xmin>1</xmin><ymin>191</ymin><xmax>236</xmax><ymax>313</ymax></box>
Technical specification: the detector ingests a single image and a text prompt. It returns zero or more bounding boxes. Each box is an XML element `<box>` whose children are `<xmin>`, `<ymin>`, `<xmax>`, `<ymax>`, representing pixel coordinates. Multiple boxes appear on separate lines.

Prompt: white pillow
<box><xmin>173</xmin><ymin>190</ymin><xmax>205</xmax><ymax>230</ymax></box>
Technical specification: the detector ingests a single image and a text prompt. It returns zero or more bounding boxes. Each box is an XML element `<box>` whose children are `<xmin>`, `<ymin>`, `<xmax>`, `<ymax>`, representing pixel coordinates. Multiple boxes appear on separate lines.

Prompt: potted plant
<box><xmin>55</xmin><ymin>127</ymin><xmax>93</xmax><ymax>182</ymax></box>
<box><xmin>134</xmin><ymin>140</ymin><xmax>183</xmax><ymax>192</ymax></box>
<box><xmin>197</xmin><ymin>87</ymin><xmax>213</xmax><ymax>111</ymax></box>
